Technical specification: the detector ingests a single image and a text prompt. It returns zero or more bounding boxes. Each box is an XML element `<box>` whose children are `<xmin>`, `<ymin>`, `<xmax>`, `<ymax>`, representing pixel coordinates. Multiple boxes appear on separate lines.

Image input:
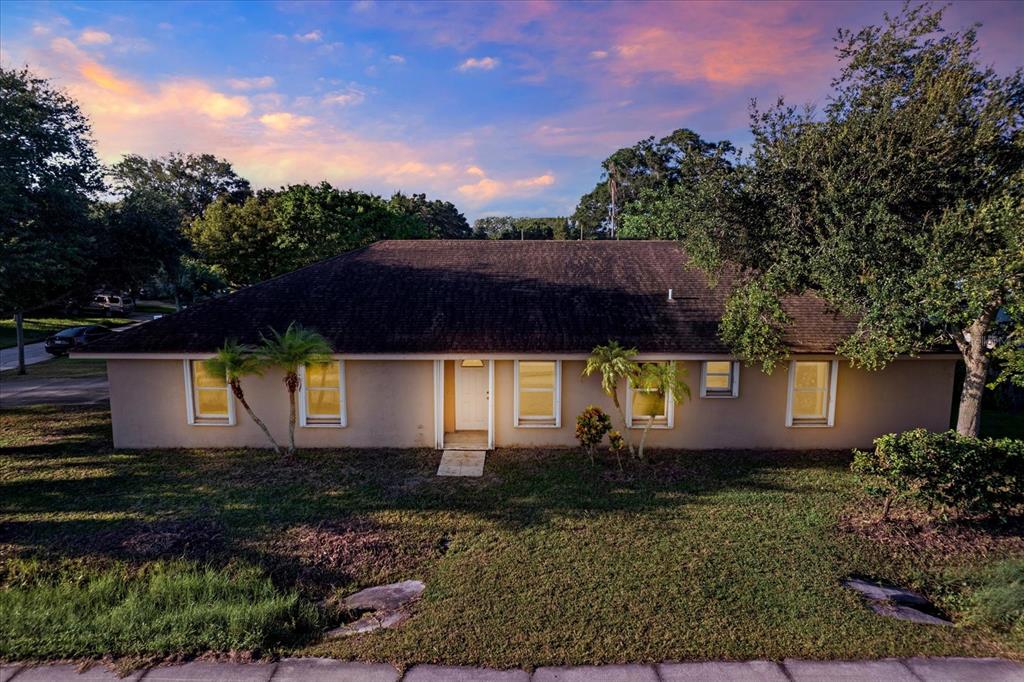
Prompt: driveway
<box><xmin>0</xmin><ymin>341</ymin><xmax>50</xmax><ymax>372</ymax></box>
<box><xmin>0</xmin><ymin>377</ymin><xmax>109</xmax><ymax>408</ymax></box>
<box><xmin>0</xmin><ymin>313</ymin><xmax>160</xmax><ymax>373</ymax></box>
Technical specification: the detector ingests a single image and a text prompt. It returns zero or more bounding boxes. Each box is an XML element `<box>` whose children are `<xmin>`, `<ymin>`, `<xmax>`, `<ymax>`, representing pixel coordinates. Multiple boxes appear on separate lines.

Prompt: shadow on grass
<box><xmin>1</xmin><ymin>404</ymin><xmax>854</xmax><ymax>595</ymax></box>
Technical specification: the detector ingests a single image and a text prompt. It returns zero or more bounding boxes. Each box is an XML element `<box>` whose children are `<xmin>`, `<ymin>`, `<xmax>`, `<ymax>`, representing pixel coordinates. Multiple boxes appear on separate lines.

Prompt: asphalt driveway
<box><xmin>0</xmin><ymin>377</ymin><xmax>109</xmax><ymax>408</ymax></box>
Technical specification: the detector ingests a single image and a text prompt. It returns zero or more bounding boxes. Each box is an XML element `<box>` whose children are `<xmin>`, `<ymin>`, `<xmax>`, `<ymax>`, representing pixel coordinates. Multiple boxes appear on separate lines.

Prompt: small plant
<box><xmin>852</xmin><ymin>429</ymin><xmax>1024</xmax><ymax>521</ymax></box>
<box><xmin>576</xmin><ymin>405</ymin><xmax>612</xmax><ymax>464</ymax></box>
<box><xmin>608</xmin><ymin>430</ymin><xmax>626</xmax><ymax>470</ymax></box>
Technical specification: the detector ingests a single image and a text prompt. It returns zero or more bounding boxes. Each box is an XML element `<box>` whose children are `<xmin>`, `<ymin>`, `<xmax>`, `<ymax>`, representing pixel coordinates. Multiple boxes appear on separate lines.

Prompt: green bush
<box><xmin>965</xmin><ymin>559</ymin><xmax>1024</xmax><ymax>645</ymax></box>
<box><xmin>852</xmin><ymin>429</ymin><xmax>1024</xmax><ymax>519</ymax></box>
<box><xmin>0</xmin><ymin>560</ymin><xmax>323</xmax><ymax>659</ymax></box>
<box><xmin>576</xmin><ymin>405</ymin><xmax>612</xmax><ymax>463</ymax></box>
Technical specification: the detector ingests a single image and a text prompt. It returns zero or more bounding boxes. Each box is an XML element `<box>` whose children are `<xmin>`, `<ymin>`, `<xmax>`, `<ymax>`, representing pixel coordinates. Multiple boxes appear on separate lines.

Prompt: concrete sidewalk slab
<box><xmin>533</xmin><ymin>665</ymin><xmax>658</xmax><ymax>682</ymax></box>
<box><xmin>404</xmin><ymin>665</ymin><xmax>528</xmax><ymax>681</ymax></box>
<box><xmin>8</xmin><ymin>664</ymin><xmax>145</xmax><ymax>681</ymax></box>
<box><xmin>437</xmin><ymin>450</ymin><xmax>486</xmax><ymax>477</ymax></box>
<box><xmin>142</xmin><ymin>662</ymin><xmax>275</xmax><ymax>681</ymax></box>
<box><xmin>273</xmin><ymin>658</ymin><xmax>399</xmax><ymax>682</ymax></box>
<box><xmin>784</xmin><ymin>658</ymin><xmax>919</xmax><ymax>681</ymax></box>
<box><xmin>904</xmin><ymin>657</ymin><xmax>1024</xmax><ymax>681</ymax></box>
<box><xmin>659</xmin><ymin>661</ymin><xmax>789</xmax><ymax>681</ymax></box>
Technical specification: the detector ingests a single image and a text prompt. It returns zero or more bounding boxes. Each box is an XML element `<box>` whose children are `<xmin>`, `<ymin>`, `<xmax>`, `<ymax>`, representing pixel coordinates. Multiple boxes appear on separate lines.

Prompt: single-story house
<box><xmin>77</xmin><ymin>240</ymin><xmax>957</xmax><ymax>451</ymax></box>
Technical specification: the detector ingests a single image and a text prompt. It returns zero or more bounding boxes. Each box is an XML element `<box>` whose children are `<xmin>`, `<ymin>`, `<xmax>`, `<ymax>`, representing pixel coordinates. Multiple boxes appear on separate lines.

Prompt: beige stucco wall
<box><xmin>492</xmin><ymin>358</ymin><xmax>956</xmax><ymax>450</ymax></box>
<box><xmin>108</xmin><ymin>356</ymin><xmax>956</xmax><ymax>451</ymax></box>
<box><xmin>107</xmin><ymin>359</ymin><xmax>435</xmax><ymax>449</ymax></box>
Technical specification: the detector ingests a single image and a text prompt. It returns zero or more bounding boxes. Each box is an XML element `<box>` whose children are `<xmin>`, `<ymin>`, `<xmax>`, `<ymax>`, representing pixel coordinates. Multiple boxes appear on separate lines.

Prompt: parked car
<box><xmin>44</xmin><ymin>326</ymin><xmax>113</xmax><ymax>356</ymax></box>
<box><xmin>84</xmin><ymin>292</ymin><xmax>135</xmax><ymax>315</ymax></box>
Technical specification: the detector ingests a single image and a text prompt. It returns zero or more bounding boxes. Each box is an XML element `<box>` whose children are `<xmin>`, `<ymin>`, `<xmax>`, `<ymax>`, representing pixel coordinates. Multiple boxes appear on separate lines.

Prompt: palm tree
<box><xmin>631</xmin><ymin>361</ymin><xmax>690</xmax><ymax>462</ymax></box>
<box><xmin>257</xmin><ymin>323</ymin><xmax>333</xmax><ymax>457</ymax></box>
<box><xmin>205</xmin><ymin>341</ymin><xmax>282</xmax><ymax>455</ymax></box>
<box><xmin>583</xmin><ymin>341</ymin><xmax>640</xmax><ymax>457</ymax></box>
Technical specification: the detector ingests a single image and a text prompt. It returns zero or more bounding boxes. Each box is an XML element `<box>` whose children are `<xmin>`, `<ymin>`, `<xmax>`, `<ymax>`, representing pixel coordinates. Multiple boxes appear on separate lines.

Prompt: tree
<box><xmin>205</xmin><ymin>341</ymin><xmax>282</xmax><ymax>455</ymax></box>
<box><xmin>631</xmin><ymin>362</ymin><xmax>690</xmax><ymax>462</ymax></box>
<box><xmin>472</xmin><ymin>216</ymin><xmax>571</xmax><ymax>240</ymax></box>
<box><xmin>108</xmin><ymin>152</ymin><xmax>251</xmax><ymax>222</ymax></box>
<box><xmin>574</xmin><ymin>128</ymin><xmax>735</xmax><ymax>238</ymax></box>
<box><xmin>627</xmin><ymin>3</ymin><xmax>1024</xmax><ymax>436</ymax></box>
<box><xmin>188</xmin><ymin>183</ymin><xmax>434</xmax><ymax>286</ymax></box>
<box><xmin>0</xmin><ymin>67</ymin><xmax>103</xmax><ymax>373</ymax></box>
<box><xmin>257</xmin><ymin>323</ymin><xmax>333</xmax><ymax>457</ymax></box>
<box><xmin>388</xmin><ymin>192</ymin><xmax>471</xmax><ymax>238</ymax></box>
<box><xmin>582</xmin><ymin>341</ymin><xmax>640</xmax><ymax>457</ymax></box>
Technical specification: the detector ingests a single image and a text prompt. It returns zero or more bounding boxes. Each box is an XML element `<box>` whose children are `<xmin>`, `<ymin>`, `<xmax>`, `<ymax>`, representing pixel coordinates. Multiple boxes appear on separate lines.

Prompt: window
<box><xmin>515</xmin><ymin>360</ymin><xmax>560</xmax><ymax>427</ymax></box>
<box><xmin>626</xmin><ymin>363</ymin><xmax>673</xmax><ymax>429</ymax></box>
<box><xmin>700</xmin><ymin>361</ymin><xmax>739</xmax><ymax>398</ymax></box>
<box><xmin>183</xmin><ymin>360</ymin><xmax>234</xmax><ymax>426</ymax></box>
<box><xmin>299</xmin><ymin>360</ymin><xmax>346</xmax><ymax>427</ymax></box>
<box><xmin>786</xmin><ymin>360</ymin><xmax>838</xmax><ymax>427</ymax></box>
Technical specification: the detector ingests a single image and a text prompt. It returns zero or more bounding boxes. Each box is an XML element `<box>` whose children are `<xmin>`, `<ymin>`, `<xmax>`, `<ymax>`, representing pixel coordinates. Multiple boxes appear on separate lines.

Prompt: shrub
<box><xmin>0</xmin><ymin>560</ymin><xmax>323</xmax><ymax>659</ymax></box>
<box><xmin>852</xmin><ymin>429</ymin><xmax>1024</xmax><ymax>520</ymax></box>
<box><xmin>576</xmin><ymin>405</ymin><xmax>612</xmax><ymax>464</ymax></box>
<box><xmin>965</xmin><ymin>559</ymin><xmax>1024</xmax><ymax>646</ymax></box>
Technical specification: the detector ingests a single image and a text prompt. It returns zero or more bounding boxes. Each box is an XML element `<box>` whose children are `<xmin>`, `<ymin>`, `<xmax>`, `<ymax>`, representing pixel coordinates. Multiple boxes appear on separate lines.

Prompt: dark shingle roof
<box><xmin>84</xmin><ymin>240</ymin><xmax>857</xmax><ymax>355</ymax></box>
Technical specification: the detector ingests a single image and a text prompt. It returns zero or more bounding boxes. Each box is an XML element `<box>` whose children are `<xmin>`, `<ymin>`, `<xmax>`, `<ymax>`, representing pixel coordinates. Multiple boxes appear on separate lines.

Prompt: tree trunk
<box><xmin>287</xmin><ymin>387</ymin><xmax>297</xmax><ymax>456</ymax></box>
<box><xmin>14</xmin><ymin>312</ymin><xmax>26</xmax><ymax>375</ymax></box>
<box><xmin>638</xmin><ymin>415</ymin><xmax>655</xmax><ymax>463</ymax></box>
<box><xmin>610</xmin><ymin>390</ymin><xmax>635</xmax><ymax>457</ymax></box>
<box><xmin>173</xmin><ymin>291</ymin><xmax>182</xmax><ymax>313</ymax></box>
<box><xmin>955</xmin><ymin>316</ymin><xmax>993</xmax><ymax>437</ymax></box>
<box><xmin>231</xmin><ymin>381</ymin><xmax>281</xmax><ymax>455</ymax></box>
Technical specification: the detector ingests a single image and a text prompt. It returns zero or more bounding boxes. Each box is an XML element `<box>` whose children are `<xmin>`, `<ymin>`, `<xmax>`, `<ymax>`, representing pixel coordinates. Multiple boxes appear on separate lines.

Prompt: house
<box><xmin>77</xmin><ymin>240</ymin><xmax>958</xmax><ymax>451</ymax></box>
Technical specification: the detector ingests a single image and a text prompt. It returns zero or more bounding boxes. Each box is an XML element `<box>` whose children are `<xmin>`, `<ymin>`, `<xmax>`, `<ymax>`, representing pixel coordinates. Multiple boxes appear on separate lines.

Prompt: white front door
<box><xmin>454</xmin><ymin>360</ymin><xmax>488</xmax><ymax>430</ymax></box>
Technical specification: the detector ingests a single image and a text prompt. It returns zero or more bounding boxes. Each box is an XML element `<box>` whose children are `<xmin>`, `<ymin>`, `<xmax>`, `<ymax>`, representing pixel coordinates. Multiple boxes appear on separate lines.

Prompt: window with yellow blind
<box><xmin>786</xmin><ymin>360</ymin><xmax>838</xmax><ymax>427</ymax></box>
<box><xmin>700</xmin><ymin>360</ymin><xmax>739</xmax><ymax>398</ymax></box>
<box><xmin>299</xmin><ymin>360</ymin><xmax>346</xmax><ymax>427</ymax></box>
<box><xmin>514</xmin><ymin>360</ymin><xmax>560</xmax><ymax>427</ymax></box>
<box><xmin>183</xmin><ymin>360</ymin><xmax>234</xmax><ymax>425</ymax></box>
<box><xmin>626</xmin><ymin>363</ymin><xmax>673</xmax><ymax>429</ymax></box>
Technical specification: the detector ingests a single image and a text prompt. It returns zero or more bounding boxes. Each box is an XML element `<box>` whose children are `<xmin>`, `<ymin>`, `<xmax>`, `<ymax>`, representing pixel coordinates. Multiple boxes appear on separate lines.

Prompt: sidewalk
<box><xmin>2</xmin><ymin>657</ymin><xmax>1021</xmax><ymax>682</ymax></box>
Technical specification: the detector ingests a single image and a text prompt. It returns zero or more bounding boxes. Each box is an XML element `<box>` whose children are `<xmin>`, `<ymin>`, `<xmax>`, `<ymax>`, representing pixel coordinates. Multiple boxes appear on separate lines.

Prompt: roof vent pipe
<box><xmin>667</xmin><ymin>288</ymin><xmax>673</xmax><ymax>301</ymax></box>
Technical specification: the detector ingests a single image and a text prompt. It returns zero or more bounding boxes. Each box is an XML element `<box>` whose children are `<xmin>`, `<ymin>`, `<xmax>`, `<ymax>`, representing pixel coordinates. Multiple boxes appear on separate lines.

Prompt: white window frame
<box><xmin>183</xmin><ymin>359</ymin><xmax>235</xmax><ymax>426</ymax></box>
<box><xmin>785</xmin><ymin>359</ymin><xmax>838</xmax><ymax>428</ymax></box>
<box><xmin>625</xmin><ymin>363</ymin><xmax>674</xmax><ymax>429</ymax></box>
<box><xmin>298</xmin><ymin>360</ymin><xmax>347</xmax><ymax>428</ymax></box>
<box><xmin>700</xmin><ymin>360</ymin><xmax>740</xmax><ymax>398</ymax></box>
<box><xmin>513</xmin><ymin>360</ymin><xmax>561</xmax><ymax>428</ymax></box>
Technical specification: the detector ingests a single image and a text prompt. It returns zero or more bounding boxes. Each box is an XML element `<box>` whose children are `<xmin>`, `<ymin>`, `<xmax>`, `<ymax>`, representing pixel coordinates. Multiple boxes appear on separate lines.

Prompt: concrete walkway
<box><xmin>0</xmin><ymin>341</ymin><xmax>49</xmax><ymax>373</ymax></box>
<box><xmin>1</xmin><ymin>657</ymin><xmax>1021</xmax><ymax>682</ymax></box>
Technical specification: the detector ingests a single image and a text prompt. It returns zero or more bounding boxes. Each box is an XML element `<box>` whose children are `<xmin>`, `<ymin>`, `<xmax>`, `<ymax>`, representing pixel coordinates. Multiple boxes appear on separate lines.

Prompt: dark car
<box><xmin>44</xmin><ymin>325</ymin><xmax>113</xmax><ymax>356</ymax></box>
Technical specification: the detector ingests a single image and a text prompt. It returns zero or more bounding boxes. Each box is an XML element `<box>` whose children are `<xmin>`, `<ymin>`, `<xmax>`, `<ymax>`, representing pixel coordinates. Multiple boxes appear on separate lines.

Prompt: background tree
<box><xmin>188</xmin><ymin>183</ymin><xmax>459</xmax><ymax>286</ymax></box>
<box><xmin>627</xmin><ymin>3</ymin><xmax>1024</xmax><ymax>436</ymax></box>
<box><xmin>472</xmin><ymin>216</ymin><xmax>571</xmax><ymax>240</ymax></box>
<box><xmin>388</xmin><ymin>192</ymin><xmax>471</xmax><ymax>238</ymax></box>
<box><xmin>108</xmin><ymin>152</ymin><xmax>251</xmax><ymax>308</ymax></box>
<box><xmin>0</xmin><ymin>67</ymin><xmax>103</xmax><ymax>373</ymax></box>
<box><xmin>257</xmin><ymin>324</ymin><xmax>333</xmax><ymax>457</ymax></box>
<box><xmin>573</xmin><ymin>128</ymin><xmax>735</xmax><ymax>238</ymax></box>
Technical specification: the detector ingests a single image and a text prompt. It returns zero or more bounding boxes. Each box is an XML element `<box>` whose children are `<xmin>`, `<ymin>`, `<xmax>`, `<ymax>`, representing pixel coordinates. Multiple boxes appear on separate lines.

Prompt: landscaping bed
<box><xmin>0</xmin><ymin>405</ymin><xmax>1021</xmax><ymax>666</ymax></box>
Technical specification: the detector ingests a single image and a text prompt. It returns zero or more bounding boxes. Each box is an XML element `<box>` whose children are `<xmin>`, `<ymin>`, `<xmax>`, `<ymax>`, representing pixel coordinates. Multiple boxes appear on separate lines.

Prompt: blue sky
<box><xmin>2</xmin><ymin>0</ymin><xmax>1021</xmax><ymax>220</ymax></box>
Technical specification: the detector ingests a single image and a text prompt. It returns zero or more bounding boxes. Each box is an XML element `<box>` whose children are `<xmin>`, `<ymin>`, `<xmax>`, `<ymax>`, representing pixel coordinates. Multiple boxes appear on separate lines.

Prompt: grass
<box><xmin>0</xmin><ymin>357</ymin><xmax>108</xmax><ymax>380</ymax></box>
<box><xmin>134</xmin><ymin>303</ymin><xmax>177</xmax><ymax>314</ymax></box>
<box><xmin>0</xmin><ymin>560</ymin><xmax>321</xmax><ymax>659</ymax></box>
<box><xmin>0</xmin><ymin>405</ymin><xmax>1021</xmax><ymax>665</ymax></box>
<box><xmin>0</xmin><ymin>316</ymin><xmax>134</xmax><ymax>349</ymax></box>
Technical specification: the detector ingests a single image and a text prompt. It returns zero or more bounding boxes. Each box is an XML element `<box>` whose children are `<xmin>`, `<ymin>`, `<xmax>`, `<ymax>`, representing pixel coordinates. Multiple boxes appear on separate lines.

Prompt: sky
<box><xmin>2</xmin><ymin>1</ymin><xmax>1022</xmax><ymax>221</ymax></box>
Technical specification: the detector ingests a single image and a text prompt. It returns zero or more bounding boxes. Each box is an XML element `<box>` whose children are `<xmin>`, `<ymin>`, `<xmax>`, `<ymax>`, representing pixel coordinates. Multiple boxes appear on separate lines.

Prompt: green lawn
<box><xmin>0</xmin><ymin>405</ymin><xmax>1020</xmax><ymax>665</ymax></box>
<box><xmin>0</xmin><ymin>357</ymin><xmax>107</xmax><ymax>379</ymax></box>
<box><xmin>0</xmin><ymin>316</ymin><xmax>134</xmax><ymax>349</ymax></box>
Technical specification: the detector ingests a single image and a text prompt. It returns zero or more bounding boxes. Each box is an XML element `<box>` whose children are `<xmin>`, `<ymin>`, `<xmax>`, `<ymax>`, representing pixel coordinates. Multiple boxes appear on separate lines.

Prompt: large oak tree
<box><xmin>628</xmin><ymin>3</ymin><xmax>1023</xmax><ymax>436</ymax></box>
